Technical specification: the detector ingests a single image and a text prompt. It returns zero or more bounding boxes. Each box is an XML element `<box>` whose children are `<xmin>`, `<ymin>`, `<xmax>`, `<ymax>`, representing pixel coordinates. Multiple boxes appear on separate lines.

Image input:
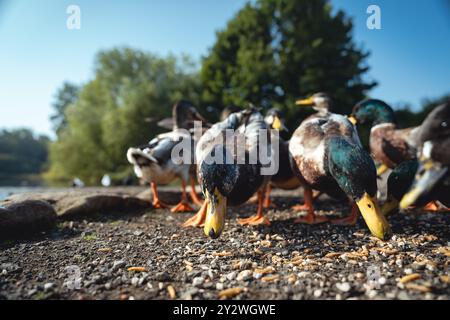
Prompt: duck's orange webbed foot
<box><xmin>292</xmin><ymin>188</ymin><xmax>327</xmax><ymax>224</ymax></box>
<box><xmin>291</xmin><ymin>203</ymin><xmax>310</xmax><ymax>211</ymax></box>
<box><xmin>152</xmin><ymin>200</ymin><xmax>170</xmax><ymax>209</ymax></box>
<box><xmin>423</xmin><ymin>201</ymin><xmax>441</xmax><ymax>212</ymax></box>
<box><xmin>171</xmin><ymin>180</ymin><xmax>196</xmax><ymax>213</ymax></box>
<box><xmin>182</xmin><ymin>201</ymin><xmax>207</xmax><ymax>228</ymax></box>
<box><xmin>238</xmin><ymin>189</ymin><xmax>270</xmax><ymax>226</ymax></box>
<box><xmin>237</xmin><ymin>214</ymin><xmax>271</xmax><ymax>226</ymax></box>
<box><xmin>294</xmin><ymin>212</ymin><xmax>328</xmax><ymax>224</ymax></box>
<box><xmin>150</xmin><ymin>182</ymin><xmax>170</xmax><ymax>209</ymax></box>
<box><xmin>171</xmin><ymin>201</ymin><xmax>195</xmax><ymax>213</ymax></box>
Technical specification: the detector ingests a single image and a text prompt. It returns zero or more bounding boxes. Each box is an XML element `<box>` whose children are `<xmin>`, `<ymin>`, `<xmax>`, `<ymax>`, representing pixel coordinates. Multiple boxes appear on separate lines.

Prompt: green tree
<box><xmin>0</xmin><ymin>129</ymin><xmax>49</xmax><ymax>185</ymax></box>
<box><xmin>50</xmin><ymin>82</ymin><xmax>79</xmax><ymax>135</ymax></box>
<box><xmin>46</xmin><ymin>47</ymin><xmax>201</xmax><ymax>185</ymax></box>
<box><xmin>201</xmin><ymin>0</ymin><xmax>376</xmax><ymax>127</ymax></box>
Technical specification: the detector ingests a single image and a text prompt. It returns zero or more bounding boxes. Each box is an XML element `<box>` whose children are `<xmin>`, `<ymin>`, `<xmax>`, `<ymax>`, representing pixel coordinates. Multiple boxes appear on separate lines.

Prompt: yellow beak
<box><xmin>356</xmin><ymin>193</ymin><xmax>391</xmax><ymax>240</ymax></box>
<box><xmin>376</xmin><ymin>164</ymin><xmax>389</xmax><ymax>177</ymax></box>
<box><xmin>271</xmin><ymin>116</ymin><xmax>287</xmax><ymax>131</ymax></box>
<box><xmin>399</xmin><ymin>187</ymin><xmax>422</xmax><ymax>209</ymax></box>
<box><xmin>400</xmin><ymin>160</ymin><xmax>447</xmax><ymax>209</ymax></box>
<box><xmin>295</xmin><ymin>97</ymin><xmax>315</xmax><ymax>106</ymax></box>
<box><xmin>272</xmin><ymin>116</ymin><xmax>282</xmax><ymax>130</ymax></box>
<box><xmin>203</xmin><ymin>189</ymin><xmax>227</xmax><ymax>239</ymax></box>
<box><xmin>347</xmin><ymin>116</ymin><xmax>358</xmax><ymax>125</ymax></box>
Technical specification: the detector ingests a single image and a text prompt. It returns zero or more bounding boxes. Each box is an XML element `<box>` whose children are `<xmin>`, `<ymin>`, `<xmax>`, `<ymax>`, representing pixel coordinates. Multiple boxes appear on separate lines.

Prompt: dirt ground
<box><xmin>0</xmin><ymin>189</ymin><xmax>449</xmax><ymax>300</ymax></box>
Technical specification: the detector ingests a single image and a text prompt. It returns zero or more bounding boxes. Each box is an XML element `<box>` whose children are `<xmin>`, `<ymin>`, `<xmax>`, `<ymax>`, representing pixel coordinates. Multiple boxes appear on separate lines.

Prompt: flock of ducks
<box><xmin>127</xmin><ymin>94</ymin><xmax>450</xmax><ymax>241</ymax></box>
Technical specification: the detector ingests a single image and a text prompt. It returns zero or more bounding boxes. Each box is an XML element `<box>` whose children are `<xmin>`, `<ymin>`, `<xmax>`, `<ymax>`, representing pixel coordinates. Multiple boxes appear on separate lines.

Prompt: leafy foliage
<box><xmin>46</xmin><ymin>48</ymin><xmax>201</xmax><ymax>185</ymax></box>
<box><xmin>201</xmin><ymin>0</ymin><xmax>376</xmax><ymax>128</ymax></box>
<box><xmin>0</xmin><ymin>129</ymin><xmax>49</xmax><ymax>185</ymax></box>
<box><xmin>50</xmin><ymin>82</ymin><xmax>80</xmax><ymax>135</ymax></box>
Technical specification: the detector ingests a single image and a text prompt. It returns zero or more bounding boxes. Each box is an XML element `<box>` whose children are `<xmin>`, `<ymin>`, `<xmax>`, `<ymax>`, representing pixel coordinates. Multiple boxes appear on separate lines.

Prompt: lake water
<box><xmin>0</xmin><ymin>187</ymin><xmax>54</xmax><ymax>201</ymax></box>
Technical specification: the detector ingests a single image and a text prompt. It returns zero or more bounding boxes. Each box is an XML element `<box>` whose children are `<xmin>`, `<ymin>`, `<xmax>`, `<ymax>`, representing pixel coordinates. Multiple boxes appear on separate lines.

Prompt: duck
<box><xmin>349</xmin><ymin>99</ymin><xmax>420</xmax><ymax>176</ymax></box>
<box><xmin>400</xmin><ymin>102</ymin><xmax>450</xmax><ymax>210</ymax></box>
<box><xmin>381</xmin><ymin>159</ymin><xmax>419</xmax><ymax>215</ymax></box>
<box><xmin>290</xmin><ymin>94</ymin><xmax>391</xmax><ymax>240</ymax></box>
<box><xmin>287</xmin><ymin>92</ymin><xmax>334</xmax><ymax>218</ymax></box>
<box><xmin>263</xmin><ymin>108</ymin><xmax>301</xmax><ymax>208</ymax></box>
<box><xmin>127</xmin><ymin>100</ymin><xmax>208</xmax><ymax>212</ymax></box>
<box><xmin>183</xmin><ymin>107</ymin><xmax>274</xmax><ymax>239</ymax></box>
<box><xmin>220</xmin><ymin>105</ymin><xmax>243</xmax><ymax>121</ymax></box>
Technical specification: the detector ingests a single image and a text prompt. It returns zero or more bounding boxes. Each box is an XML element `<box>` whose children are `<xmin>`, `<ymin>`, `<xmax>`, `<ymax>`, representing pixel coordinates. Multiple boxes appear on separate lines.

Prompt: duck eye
<box><xmin>367</xmin><ymin>204</ymin><xmax>372</xmax><ymax>208</ymax></box>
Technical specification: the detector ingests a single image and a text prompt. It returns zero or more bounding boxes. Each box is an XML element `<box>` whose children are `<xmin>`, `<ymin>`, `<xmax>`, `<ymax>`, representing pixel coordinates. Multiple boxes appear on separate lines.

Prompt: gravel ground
<box><xmin>0</xmin><ymin>189</ymin><xmax>448</xmax><ymax>300</ymax></box>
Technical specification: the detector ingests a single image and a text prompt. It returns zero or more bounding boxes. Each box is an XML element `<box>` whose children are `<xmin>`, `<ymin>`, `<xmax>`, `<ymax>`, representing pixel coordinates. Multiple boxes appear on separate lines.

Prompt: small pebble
<box><xmin>336</xmin><ymin>282</ymin><xmax>351</xmax><ymax>292</ymax></box>
<box><xmin>112</xmin><ymin>260</ymin><xmax>126</xmax><ymax>271</ymax></box>
<box><xmin>44</xmin><ymin>283</ymin><xmax>54</xmax><ymax>292</ymax></box>
<box><xmin>192</xmin><ymin>277</ymin><xmax>204</xmax><ymax>287</ymax></box>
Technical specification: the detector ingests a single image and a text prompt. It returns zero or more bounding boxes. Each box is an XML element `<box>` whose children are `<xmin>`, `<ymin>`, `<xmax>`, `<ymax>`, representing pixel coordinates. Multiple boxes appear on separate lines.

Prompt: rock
<box><xmin>237</xmin><ymin>270</ymin><xmax>253</xmax><ymax>281</ymax></box>
<box><xmin>192</xmin><ymin>277</ymin><xmax>205</xmax><ymax>287</ymax></box>
<box><xmin>313</xmin><ymin>289</ymin><xmax>322</xmax><ymax>298</ymax></box>
<box><xmin>0</xmin><ymin>200</ymin><xmax>57</xmax><ymax>238</ymax></box>
<box><xmin>131</xmin><ymin>277</ymin><xmax>139</xmax><ymax>286</ymax></box>
<box><xmin>2</xmin><ymin>188</ymin><xmax>150</xmax><ymax>218</ymax></box>
<box><xmin>226</xmin><ymin>272</ymin><xmax>237</xmax><ymax>281</ymax></box>
<box><xmin>44</xmin><ymin>283</ymin><xmax>54</xmax><ymax>291</ymax></box>
<box><xmin>336</xmin><ymin>282</ymin><xmax>351</xmax><ymax>292</ymax></box>
<box><xmin>112</xmin><ymin>260</ymin><xmax>126</xmax><ymax>271</ymax></box>
<box><xmin>0</xmin><ymin>263</ymin><xmax>21</xmax><ymax>273</ymax></box>
<box><xmin>154</xmin><ymin>271</ymin><xmax>171</xmax><ymax>282</ymax></box>
<box><xmin>27</xmin><ymin>289</ymin><xmax>37</xmax><ymax>297</ymax></box>
<box><xmin>216</xmin><ymin>283</ymin><xmax>224</xmax><ymax>291</ymax></box>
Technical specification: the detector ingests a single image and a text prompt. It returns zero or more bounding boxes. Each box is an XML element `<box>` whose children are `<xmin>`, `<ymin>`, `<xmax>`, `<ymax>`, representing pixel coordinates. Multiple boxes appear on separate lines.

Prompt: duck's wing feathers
<box><xmin>150</xmin><ymin>130</ymin><xmax>194</xmax><ymax>165</ymax></box>
<box><xmin>382</xmin><ymin>127</ymin><xmax>417</xmax><ymax>164</ymax></box>
<box><xmin>289</xmin><ymin>113</ymin><xmax>360</xmax><ymax>188</ymax></box>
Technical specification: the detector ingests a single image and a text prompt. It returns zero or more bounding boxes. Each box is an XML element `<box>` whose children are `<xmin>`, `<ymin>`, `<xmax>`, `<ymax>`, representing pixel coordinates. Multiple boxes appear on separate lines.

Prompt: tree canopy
<box><xmin>0</xmin><ymin>129</ymin><xmax>49</xmax><ymax>185</ymax></box>
<box><xmin>201</xmin><ymin>0</ymin><xmax>376</xmax><ymax>127</ymax></box>
<box><xmin>46</xmin><ymin>48</ymin><xmax>201</xmax><ymax>185</ymax></box>
<box><xmin>42</xmin><ymin>0</ymin><xmax>448</xmax><ymax>185</ymax></box>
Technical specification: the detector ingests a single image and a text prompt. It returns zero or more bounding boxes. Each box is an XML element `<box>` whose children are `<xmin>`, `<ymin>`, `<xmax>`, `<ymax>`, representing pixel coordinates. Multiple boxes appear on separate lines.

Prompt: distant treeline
<box><xmin>1</xmin><ymin>0</ymin><xmax>449</xmax><ymax>186</ymax></box>
<box><xmin>0</xmin><ymin>129</ymin><xmax>49</xmax><ymax>185</ymax></box>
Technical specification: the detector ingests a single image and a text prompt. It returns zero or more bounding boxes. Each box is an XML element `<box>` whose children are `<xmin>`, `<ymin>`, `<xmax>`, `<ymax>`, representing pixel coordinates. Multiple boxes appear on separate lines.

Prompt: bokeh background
<box><xmin>0</xmin><ymin>0</ymin><xmax>449</xmax><ymax>187</ymax></box>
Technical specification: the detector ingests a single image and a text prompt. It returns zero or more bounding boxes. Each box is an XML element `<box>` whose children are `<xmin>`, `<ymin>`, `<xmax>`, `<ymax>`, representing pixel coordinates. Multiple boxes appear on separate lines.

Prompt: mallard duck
<box><xmin>349</xmin><ymin>99</ymin><xmax>420</xmax><ymax>176</ymax></box>
<box><xmin>381</xmin><ymin>159</ymin><xmax>419</xmax><ymax>215</ymax></box>
<box><xmin>220</xmin><ymin>105</ymin><xmax>243</xmax><ymax>121</ymax></box>
<box><xmin>183</xmin><ymin>108</ymin><xmax>273</xmax><ymax>239</ymax></box>
<box><xmin>400</xmin><ymin>102</ymin><xmax>450</xmax><ymax>209</ymax></box>
<box><xmin>288</xmin><ymin>93</ymin><xmax>334</xmax><ymax>218</ymax></box>
<box><xmin>263</xmin><ymin>108</ymin><xmax>301</xmax><ymax>208</ymax></box>
<box><xmin>127</xmin><ymin>100</ymin><xmax>207</xmax><ymax>212</ymax></box>
<box><xmin>290</xmin><ymin>94</ymin><xmax>391</xmax><ymax>240</ymax></box>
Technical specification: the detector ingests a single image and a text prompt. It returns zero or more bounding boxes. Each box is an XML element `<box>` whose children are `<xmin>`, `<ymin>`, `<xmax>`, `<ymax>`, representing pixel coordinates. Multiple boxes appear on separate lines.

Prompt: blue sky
<box><xmin>0</xmin><ymin>0</ymin><xmax>449</xmax><ymax>137</ymax></box>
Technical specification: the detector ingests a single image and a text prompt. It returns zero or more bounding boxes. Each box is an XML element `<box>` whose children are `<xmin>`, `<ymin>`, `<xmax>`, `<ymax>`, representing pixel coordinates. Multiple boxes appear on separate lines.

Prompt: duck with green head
<box><xmin>183</xmin><ymin>108</ymin><xmax>274</xmax><ymax>239</ymax></box>
<box><xmin>349</xmin><ymin>99</ymin><xmax>420</xmax><ymax>176</ymax></box>
<box><xmin>290</xmin><ymin>94</ymin><xmax>391</xmax><ymax>240</ymax></box>
<box><xmin>400</xmin><ymin>102</ymin><xmax>450</xmax><ymax>210</ymax></box>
